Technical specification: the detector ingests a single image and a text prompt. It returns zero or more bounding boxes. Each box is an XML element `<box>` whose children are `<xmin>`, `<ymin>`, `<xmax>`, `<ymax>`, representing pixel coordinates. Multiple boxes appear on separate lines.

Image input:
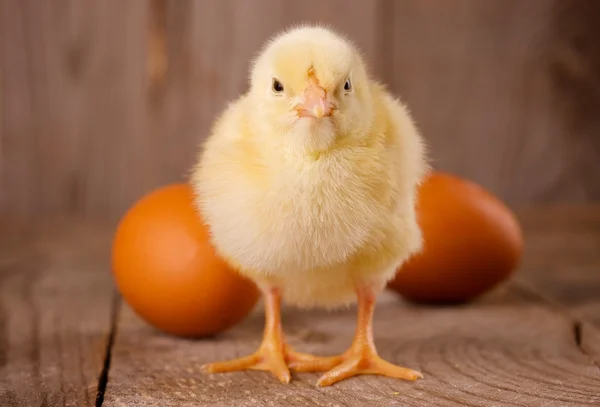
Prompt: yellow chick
<box><xmin>191</xmin><ymin>25</ymin><xmax>428</xmax><ymax>387</ymax></box>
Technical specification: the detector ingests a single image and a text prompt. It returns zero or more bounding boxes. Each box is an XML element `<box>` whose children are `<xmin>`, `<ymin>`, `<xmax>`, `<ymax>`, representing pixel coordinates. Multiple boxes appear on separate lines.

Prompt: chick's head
<box><xmin>248</xmin><ymin>26</ymin><xmax>374</xmax><ymax>153</ymax></box>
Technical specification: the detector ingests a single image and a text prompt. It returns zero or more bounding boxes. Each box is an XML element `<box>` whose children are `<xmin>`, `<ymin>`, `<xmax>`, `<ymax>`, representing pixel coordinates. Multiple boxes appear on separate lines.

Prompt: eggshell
<box><xmin>387</xmin><ymin>172</ymin><xmax>523</xmax><ymax>303</ymax></box>
<box><xmin>111</xmin><ymin>183</ymin><xmax>260</xmax><ymax>337</ymax></box>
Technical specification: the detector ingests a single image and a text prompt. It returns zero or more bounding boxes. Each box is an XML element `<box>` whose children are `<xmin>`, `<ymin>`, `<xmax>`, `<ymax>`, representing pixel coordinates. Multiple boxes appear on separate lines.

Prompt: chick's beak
<box><xmin>295</xmin><ymin>77</ymin><xmax>334</xmax><ymax>118</ymax></box>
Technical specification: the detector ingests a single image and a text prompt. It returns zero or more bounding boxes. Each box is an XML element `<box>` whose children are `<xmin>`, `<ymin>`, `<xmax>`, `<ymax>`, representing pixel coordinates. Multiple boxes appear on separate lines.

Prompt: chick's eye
<box><xmin>272</xmin><ymin>78</ymin><xmax>284</xmax><ymax>93</ymax></box>
<box><xmin>344</xmin><ymin>78</ymin><xmax>352</xmax><ymax>91</ymax></box>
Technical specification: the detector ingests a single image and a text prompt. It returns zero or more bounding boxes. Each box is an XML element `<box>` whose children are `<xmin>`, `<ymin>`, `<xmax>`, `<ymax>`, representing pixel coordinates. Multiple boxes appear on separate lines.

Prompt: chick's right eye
<box><xmin>272</xmin><ymin>79</ymin><xmax>284</xmax><ymax>93</ymax></box>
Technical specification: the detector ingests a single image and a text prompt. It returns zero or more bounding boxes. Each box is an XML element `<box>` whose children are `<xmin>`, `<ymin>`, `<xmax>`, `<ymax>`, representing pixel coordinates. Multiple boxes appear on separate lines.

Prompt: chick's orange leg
<box><xmin>201</xmin><ymin>287</ymin><xmax>324</xmax><ymax>383</ymax></box>
<box><xmin>295</xmin><ymin>285</ymin><xmax>423</xmax><ymax>387</ymax></box>
<box><xmin>201</xmin><ymin>287</ymin><xmax>290</xmax><ymax>382</ymax></box>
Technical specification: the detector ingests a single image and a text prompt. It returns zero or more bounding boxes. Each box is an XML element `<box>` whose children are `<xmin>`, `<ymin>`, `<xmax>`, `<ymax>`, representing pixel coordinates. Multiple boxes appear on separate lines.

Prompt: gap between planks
<box><xmin>95</xmin><ymin>293</ymin><xmax>121</xmax><ymax>407</ymax></box>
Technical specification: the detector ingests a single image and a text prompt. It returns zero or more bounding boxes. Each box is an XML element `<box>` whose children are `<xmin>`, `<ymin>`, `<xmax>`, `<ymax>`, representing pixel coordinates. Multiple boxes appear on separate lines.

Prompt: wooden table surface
<box><xmin>1</xmin><ymin>207</ymin><xmax>599</xmax><ymax>407</ymax></box>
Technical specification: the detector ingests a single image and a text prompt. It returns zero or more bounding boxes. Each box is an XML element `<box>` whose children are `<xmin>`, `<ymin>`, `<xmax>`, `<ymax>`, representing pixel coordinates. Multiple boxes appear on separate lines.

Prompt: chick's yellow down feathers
<box><xmin>191</xmin><ymin>25</ymin><xmax>428</xmax><ymax>386</ymax></box>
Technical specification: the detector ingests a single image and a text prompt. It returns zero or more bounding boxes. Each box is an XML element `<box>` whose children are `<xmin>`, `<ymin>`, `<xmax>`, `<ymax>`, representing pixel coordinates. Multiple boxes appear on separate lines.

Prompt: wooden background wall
<box><xmin>1</xmin><ymin>0</ymin><xmax>599</xmax><ymax>219</ymax></box>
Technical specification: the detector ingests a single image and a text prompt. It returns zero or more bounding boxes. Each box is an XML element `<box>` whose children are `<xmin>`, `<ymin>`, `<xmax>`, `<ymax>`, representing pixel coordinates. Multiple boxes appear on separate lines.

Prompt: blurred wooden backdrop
<box><xmin>1</xmin><ymin>0</ymin><xmax>599</xmax><ymax>219</ymax></box>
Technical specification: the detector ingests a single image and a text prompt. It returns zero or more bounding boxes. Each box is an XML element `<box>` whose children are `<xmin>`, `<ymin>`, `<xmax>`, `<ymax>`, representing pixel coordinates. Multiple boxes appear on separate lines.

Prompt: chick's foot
<box><xmin>315</xmin><ymin>346</ymin><xmax>422</xmax><ymax>387</ymax></box>
<box><xmin>201</xmin><ymin>340</ymin><xmax>309</xmax><ymax>383</ymax></box>
<box><xmin>312</xmin><ymin>284</ymin><xmax>422</xmax><ymax>387</ymax></box>
<box><xmin>290</xmin><ymin>342</ymin><xmax>421</xmax><ymax>386</ymax></box>
<box><xmin>201</xmin><ymin>286</ymin><xmax>324</xmax><ymax>383</ymax></box>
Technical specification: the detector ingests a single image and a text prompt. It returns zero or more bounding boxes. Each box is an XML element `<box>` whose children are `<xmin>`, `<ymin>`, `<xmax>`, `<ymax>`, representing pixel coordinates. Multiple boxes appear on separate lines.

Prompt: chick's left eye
<box><xmin>344</xmin><ymin>78</ymin><xmax>352</xmax><ymax>91</ymax></box>
<box><xmin>272</xmin><ymin>79</ymin><xmax>284</xmax><ymax>93</ymax></box>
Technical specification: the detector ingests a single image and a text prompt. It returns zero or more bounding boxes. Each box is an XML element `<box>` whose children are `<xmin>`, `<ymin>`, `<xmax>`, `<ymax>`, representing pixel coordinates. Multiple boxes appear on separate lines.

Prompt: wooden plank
<box><xmin>105</xmin><ymin>287</ymin><xmax>600</xmax><ymax>406</ymax></box>
<box><xmin>0</xmin><ymin>0</ymin><xmax>148</xmax><ymax>218</ymax></box>
<box><xmin>388</xmin><ymin>0</ymin><xmax>600</xmax><ymax>204</ymax></box>
<box><xmin>0</xmin><ymin>220</ymin><xmax>116</xmax><ymax>407</ymax></box>
<box><xmin>0</xmin><ymin>211</ymin><xmax>597</xmax><ymax>405</ymax></box>
<box><xmin>3</xmin><ymin>0</ymin><xmax>600</xmax><ymax>217</ymax></box>
<box><xmin>546</xmin><ymin>1</ymin><xmax>600</xmax><ymax>201</ymax></box>
<box><xmin>516</xmin><ymin>206</ymin><xmax>600</xmax><ymax>365</ymax></box>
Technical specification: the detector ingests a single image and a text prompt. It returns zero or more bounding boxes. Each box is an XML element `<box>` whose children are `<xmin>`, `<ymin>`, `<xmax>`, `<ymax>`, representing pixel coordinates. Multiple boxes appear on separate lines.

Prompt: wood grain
<box><xmin>0</xmin><ymin>220</ymin><xmax>116</xmax><ymax>407</ymax></box>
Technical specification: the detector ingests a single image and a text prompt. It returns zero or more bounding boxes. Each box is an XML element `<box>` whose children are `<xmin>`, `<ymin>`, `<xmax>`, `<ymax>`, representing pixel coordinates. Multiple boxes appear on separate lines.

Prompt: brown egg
<box><xmin>112</xmin><ymin>183</ymin><xmax>260</xmax><ymax>337</ymax></box>
<box><xmin>388</xmin><ymin>172</ymin><xmax>523</xmax><ymax>303</ymax></box>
